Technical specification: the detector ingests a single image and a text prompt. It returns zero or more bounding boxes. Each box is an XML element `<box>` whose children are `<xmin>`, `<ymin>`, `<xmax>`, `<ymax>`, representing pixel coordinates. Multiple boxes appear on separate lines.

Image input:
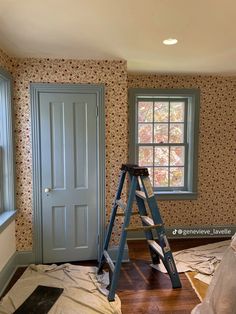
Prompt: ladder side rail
<box><xmin>140</xmin><ymin>175</ymin><xmax>181</xmax><ymax>288</ymax></box>
<box><xmin>161</xmin><ymin>247</ymin><xmax>182</xmax><ymax>288</ymax></box>
<box><xmin>98</xmin><ymin>170</ymin><xmax>126</xmax><ymax>273</ymax></box>
<box><xmin>140</xmin><ymin>176</ymin><xmax>163</xmax><ymax>225</ymax></box>
<box><xmin>108</xmin><ymin>175</ymin><xmax>138</xmax><ymax>301</ymax></box>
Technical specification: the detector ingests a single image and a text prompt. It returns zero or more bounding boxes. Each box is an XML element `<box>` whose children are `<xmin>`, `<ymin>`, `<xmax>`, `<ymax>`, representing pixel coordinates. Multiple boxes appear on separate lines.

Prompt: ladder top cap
<box><xmin>121</xmin><ymin>164</ymin><xmax>138</xmax><ymax>171</ymax></box>
<box><xmin>121</xmin><ymin>164</ymin><xmax>149</xmax><ymax>176</ymax></box>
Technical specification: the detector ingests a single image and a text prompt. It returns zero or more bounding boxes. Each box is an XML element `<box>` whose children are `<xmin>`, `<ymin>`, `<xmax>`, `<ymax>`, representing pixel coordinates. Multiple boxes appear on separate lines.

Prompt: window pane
<box><xmin>155</xmin><ymin>147</ymin><xmax>169</xmax><ymax>166</ymax></box>
<box><xmin>170</xmin><ymin>146</ymin><xmax>185</xmax><ymax>166</ymax></box>
<box><xmin>138</xmin><ymin>101</ymin><xmax>153</xmax><ymax>122</ymax></box>
<box><xmin>169</xmin><ymin>124</ymin><xmax>184</xmax><ymax>143</ymax></box>
<box><xmin>154</xmin><ymin>124</ymin><xmax>168</xmax><ymax>143</ymax></box>
<box><xmin>154</xmin><ymin>102</ymin><xmax>169</xmax><ymax>122</ymax></box>
<box><xmin>170</xmin><ymin>167</ymin><xmax>184</xmax><ymax>187</ymax></box>
<box><xmin>138</xmin><ymin>124</ymin><xmax>153</xmax><ymax>143</ymax></box>
<box><xmin>170</xmin><ymin>102</ymin><xmax>185</xmax><ymax>122</ymax></box>
<box><xmin>154</xmin><ymin>167</ymin><xmax>168</xmax><ymax>187</ymax></box>
<box><xmin>139</xmin><ymin>146</ymin><xmax>153</xmax><ymax>166</ymax></box>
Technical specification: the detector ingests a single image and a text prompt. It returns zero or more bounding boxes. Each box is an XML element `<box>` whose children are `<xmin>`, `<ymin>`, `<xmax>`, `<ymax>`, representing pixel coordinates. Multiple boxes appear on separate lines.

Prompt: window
<box><xmin>0</xmin><ymin>67</ymin><xmax>16</xmax><ymax>231</ymax></box>
<box><xmin>129</xmin><ymin>88</ymin><xmax>200</xmax><ymax>200</ymax></box>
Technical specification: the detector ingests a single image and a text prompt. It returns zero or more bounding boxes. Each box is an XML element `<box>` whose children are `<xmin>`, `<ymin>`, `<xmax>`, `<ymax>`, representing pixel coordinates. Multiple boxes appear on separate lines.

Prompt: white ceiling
<box><xmin>0</xmin><ymin>0</ymin><xmax>236</xmax><ymax>74</ymax></box>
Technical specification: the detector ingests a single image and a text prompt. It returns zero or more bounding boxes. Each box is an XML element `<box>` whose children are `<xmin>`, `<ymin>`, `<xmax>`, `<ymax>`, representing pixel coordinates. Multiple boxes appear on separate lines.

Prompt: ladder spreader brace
<box><xmin>97</xmin><ymin>164</ymin><xmax>181</xmax><ymax>301</ymax></box>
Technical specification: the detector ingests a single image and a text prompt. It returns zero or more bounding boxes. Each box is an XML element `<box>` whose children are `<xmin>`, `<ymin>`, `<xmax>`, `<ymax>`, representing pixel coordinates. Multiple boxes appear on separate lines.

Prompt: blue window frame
<box><xmin>129</xmin><ymin>88</ymin><xmax>200</xmax><ymax>200</ymax></box>
<box><xmin>0</xmin><ymin>67</ymin><xmax>16</xmax><ymax>232</ymax></box>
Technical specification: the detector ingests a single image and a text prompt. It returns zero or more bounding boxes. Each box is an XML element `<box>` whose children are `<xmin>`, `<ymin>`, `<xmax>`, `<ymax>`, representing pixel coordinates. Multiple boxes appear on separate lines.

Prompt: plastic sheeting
<box><xmin>191</xmin><ymin>234</ymin><xmax>236</xmax><ymax>314</ymax></box>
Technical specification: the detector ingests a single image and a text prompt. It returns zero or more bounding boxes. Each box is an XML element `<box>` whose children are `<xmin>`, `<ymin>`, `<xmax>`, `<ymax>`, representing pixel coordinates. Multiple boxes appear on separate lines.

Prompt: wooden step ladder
<box><xmin>97</xmin><ymin>164</ymin><xmax>181</xmax><ymax>301</ymax></box>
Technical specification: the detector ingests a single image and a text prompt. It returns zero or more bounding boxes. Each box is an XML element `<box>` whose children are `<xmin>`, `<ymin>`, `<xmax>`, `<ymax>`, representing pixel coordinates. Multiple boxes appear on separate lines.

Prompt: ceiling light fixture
<box><xmin>163</xmin><ymin>38</ymin><xmax>178</xmax><ymax>45</ymax></box>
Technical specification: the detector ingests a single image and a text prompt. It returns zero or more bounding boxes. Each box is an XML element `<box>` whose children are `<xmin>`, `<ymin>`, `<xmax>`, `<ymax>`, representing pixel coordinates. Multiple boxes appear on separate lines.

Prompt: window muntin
<box><xmin>136</xmin><ymin>98</ymin><xmax>188</xmax><ymax>190</ymax></box>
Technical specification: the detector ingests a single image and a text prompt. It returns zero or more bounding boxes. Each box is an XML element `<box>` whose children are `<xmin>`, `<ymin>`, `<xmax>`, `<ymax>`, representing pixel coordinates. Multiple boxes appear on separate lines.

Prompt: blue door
<box><xmin>39</xmin><ymin>92</ymin><xmax>99</xmax><ymax>263</ymax></box>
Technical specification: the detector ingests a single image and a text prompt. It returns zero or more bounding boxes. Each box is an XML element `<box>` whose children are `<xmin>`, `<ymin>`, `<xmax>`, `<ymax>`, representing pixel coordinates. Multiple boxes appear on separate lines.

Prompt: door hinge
<box><xmin>97</xmin><ymin>234</ymin><xmax>100</xmax><ymax>245</ymax></box>
<box><xmin>96</xmin><ymin>105</ymin><xmax>99</xmax><ymax>117</ymax></box>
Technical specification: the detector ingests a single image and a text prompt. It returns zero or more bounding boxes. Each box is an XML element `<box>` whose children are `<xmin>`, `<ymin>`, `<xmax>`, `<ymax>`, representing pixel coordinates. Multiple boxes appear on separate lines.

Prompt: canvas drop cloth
<box><xmin>0</xmin><ymin>264</ymin><xmax>121</xmax><ymax>314</ymax></box>
<box><xmin>151</xmin><ymin>239</ymin><xmax>230</xmax><ymax>284</ymax></box>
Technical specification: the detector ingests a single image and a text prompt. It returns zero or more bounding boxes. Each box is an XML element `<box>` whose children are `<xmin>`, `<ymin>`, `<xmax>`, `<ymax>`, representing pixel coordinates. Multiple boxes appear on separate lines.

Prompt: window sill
<box><xmin>155</xmin><ymin>191</ymin><xmax>198</xmax><ymax>200</ymax></box>
<box><xmin>0</xmin><ymin>210</ymin><xmax>17</xmax><ymax>234</ymax></box>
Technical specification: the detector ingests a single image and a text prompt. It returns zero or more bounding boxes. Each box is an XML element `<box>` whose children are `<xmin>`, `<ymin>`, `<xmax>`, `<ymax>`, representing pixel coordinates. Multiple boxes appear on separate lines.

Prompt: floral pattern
<box><xmin>0</xmin><ymin>47</ymin><xmax>235</xmax><ymax>251</ymax></box>
<box><xmin>128</xmin><ymin>74</ymin><xmax>236</xmax><ymax>228</ymax></box>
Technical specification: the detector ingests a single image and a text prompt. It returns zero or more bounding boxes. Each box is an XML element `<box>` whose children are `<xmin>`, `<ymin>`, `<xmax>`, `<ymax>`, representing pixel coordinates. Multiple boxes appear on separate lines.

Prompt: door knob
<box><xmin>44</xmin><ymin>187</ymin><xmax>51</xmax><ymax>193</ymax></box>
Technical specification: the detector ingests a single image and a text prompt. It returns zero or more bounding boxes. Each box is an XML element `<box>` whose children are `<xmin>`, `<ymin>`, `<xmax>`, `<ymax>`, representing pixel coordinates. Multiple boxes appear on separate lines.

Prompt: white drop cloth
<box><xmin>0</xmin><ymin>264</ymin><xmax>121</xmax><ymax>314</ymax></box>
<box><xmin>173</xmin><ymin>240</ymin><xmax>230</xmax><ymax>274</ymax></box>
<box><xmin>151</xmin><ymin>239</ymin><xmax>230</xmax><ymax>284</ymax></box>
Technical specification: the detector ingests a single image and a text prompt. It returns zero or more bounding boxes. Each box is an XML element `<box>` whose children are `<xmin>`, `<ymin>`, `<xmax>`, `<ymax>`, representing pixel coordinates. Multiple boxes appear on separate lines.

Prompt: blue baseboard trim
<box><xmin>15</xmin><ymin>251</ymin><xmax>35</xmax><ymax>266</ymax></box>
<box><xmin>0</xmin><ymin>252</ymin><xmax>17</xmax><ymax>298</ymax></box>
<box><xmin>0</xmin><ymin>251</ymin><xmax>34</xmax><ymax>297</ymax></box>
<box><xmin>108</xmin><ymin>245</ymin><xmax>129</xmax><ymax>262</ymax></box>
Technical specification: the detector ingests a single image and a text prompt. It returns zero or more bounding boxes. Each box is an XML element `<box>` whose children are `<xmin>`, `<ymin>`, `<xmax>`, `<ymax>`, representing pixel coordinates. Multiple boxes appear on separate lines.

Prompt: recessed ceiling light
<box><xmin>163</xmin><ymin>38</ymin><xmax>178</xmax><ymax>45</ymax></box>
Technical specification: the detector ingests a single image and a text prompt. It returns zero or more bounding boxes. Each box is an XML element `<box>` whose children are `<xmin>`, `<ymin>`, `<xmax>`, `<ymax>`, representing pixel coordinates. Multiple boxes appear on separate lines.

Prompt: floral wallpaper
<box><xmin>0</xmin><ymin>51</ymin><xmax>128</xmax><ymax>250</ymax></box>
<box><xmin>0</xmin><ymin>46</ymin><xmax>235</xmax><ymax>252</ymax></box>
<box><xmin>0</xmin><ymin>48</ymin><xmax>12</xmax><ymax>72</ymax></box>
<box><xmin>128</xmin><ymin>74</ymin><xmax>236</xmax><ymax>228</ymax></box>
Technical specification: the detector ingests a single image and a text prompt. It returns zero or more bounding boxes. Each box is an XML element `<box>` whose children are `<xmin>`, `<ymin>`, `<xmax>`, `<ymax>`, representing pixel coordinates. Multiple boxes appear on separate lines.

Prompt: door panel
<box><xmin>74</xmin><ymin>102</ymin><xmax>88</xmax><ymax>189</ymax></box>
<box><xmin>39</xmin><ymin>92</ymin><xmax>98</xmax><ymax>263</ymax></box>
<box><xmin>75</xmin><ymin>205</ymin><xmax>88</xmax><ymax>247</ymax></box>
<box><xmin>50</xmin><ymin>102</ymin><xmax>65</xmax><ymax>189</ymax></box>
<box><xmin>52</xmin><ymin>206</ymin><xmax>66</xmax><ymax>249</ymax></box>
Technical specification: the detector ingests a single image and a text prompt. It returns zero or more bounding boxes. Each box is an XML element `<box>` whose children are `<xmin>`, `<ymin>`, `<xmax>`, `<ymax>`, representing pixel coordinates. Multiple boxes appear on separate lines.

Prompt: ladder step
<box><xmin>116</xmin><ymin>199</ymin><xmax>126</xmax><ymax>210</ymax></box>
<box><xmin>140</xmin><ymin>215</ymin><xmax>154</xmax><ymax>226</ymax></box>
<box><xmin>116</xmin><ymin>211</ymin><xmax>140</xmax><ymax>217</ymax></box>
<box><xmin>135</xmin><ymin>190</ymin><xmax>146</xmax><ymax>200</ymax></box>
<box><xmin>125</xmin><ymin>224</ymin><xmax>162</xmax><ymax>232</ymax></box>
<box><xmin>147</xmin><ymin>240</ymin><xmax>164</xmax><ymax>258</ymax></box>
<box><xmin>104</xmin><ymin>250</ymin><xmax>115</xmax><ymax>272</ymax></box>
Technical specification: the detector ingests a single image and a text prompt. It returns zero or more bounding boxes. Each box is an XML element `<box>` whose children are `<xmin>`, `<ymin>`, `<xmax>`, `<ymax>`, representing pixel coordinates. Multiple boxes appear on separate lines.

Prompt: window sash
<box><xmin>135</xmin><ymin>98</ymin><xmax>188</xmax><ymax>191</ymax></box>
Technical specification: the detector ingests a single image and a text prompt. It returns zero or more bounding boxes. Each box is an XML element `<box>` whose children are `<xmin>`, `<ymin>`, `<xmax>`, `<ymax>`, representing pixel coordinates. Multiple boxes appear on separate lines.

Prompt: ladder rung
<box><xmin>104</xmin><ymin>250</ymin><xmax>115</xmax><ymax>272</ymax></box>
<box><xmin>116</xmin><ymin>199</ymin><xmax>126</xmax><ymax>210</ymax></box>
<box><xmin>116</xmin><ymin>211</ymin><xmax>140</xmax><ymax>217</ymax></box>
<box><xmin>141</xmin><ymin>215</ymin><xmax>154</xmax><ymax>226</ymax></box>
<box><xmin>135</xmin><ymin>190</ymin><xmax>146</xmax><ymax>200</ymax></box>
<box><xmin>125</xmin><ymin>224</ymin><xmax>162</xmax><ymax>232</ymax></box>
<box><xmin>147</xmin><ymin>240</ymin><xmax>164</xmax><ymax>258</ymax></box>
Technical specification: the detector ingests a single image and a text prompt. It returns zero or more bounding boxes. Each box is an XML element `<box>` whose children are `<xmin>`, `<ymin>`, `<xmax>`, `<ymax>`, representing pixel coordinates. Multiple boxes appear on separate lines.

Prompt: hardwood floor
<box><xmin>1</xmin><ymin>238</ymin><xmax>228</xmax><ymax>313</ymax></box>
<box><xmin>118</xmin><ymin>239</ymin><xmax>200</xmax><ymax>314</ymax></box>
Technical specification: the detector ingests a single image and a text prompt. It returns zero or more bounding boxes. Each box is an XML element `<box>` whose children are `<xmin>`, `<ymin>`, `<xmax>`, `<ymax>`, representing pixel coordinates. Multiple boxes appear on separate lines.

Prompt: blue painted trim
<box><xmin>15</xmin><ymin>251</ymin><xmax>35</xmax><ymax>266</ymax></box>
<box><xmin>0</xmin><ymin>68</ymin><xmax>16</xmax><ymax>227</ymax></box>
<box><xmin>108</xmin><ymin>245</ymin><xmax>129</xmax><ymax>262</ymax></box>
<box><xmin>0</xmin><ymin>250</ymin><xmax>34</xmax><ymax>297</ymax></box>
<box><xmin>0</xmin><ymin>252</ymin><xmax>17</xmax><ymax>297</ymax></box>
<box><xmin>0</xmin><ymin>211</ymin><xmax>16</xmax><ymax>233</ymax></box>
<box><xmin>155</xmin><ymin>191</ymin><xmax>197</xmax><ymax>200</ymax></box>
<box><xmin>30</xmin><ymin>83</ymin><xmax>105</xmax><ymax>263</ymax></box>
<box><xmin>128</xmin><ymin>88</ymin><xmax>200</xmax><ymax>200</ymax></box>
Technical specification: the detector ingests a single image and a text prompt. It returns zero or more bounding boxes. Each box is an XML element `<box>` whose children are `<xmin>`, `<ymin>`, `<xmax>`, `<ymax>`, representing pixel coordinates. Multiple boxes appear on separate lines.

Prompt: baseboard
<box><xmin>0</xmin><ymin>252</ymin><xmax>18</xmax><ymax>298</ymax></box>
<box><xmin>127</xmin><ymin>225</ymin><xmax>236</xmax><ymax>240</ymax></box>
<box><xmin>108</xmin><ymin>244</ymin><xmax>129</xmax><ymax>262</ymax></box>
<box><xmin>15</xmin><ymin>250</ymin><xmax>35</xmax><ymax>266</ymax></box>
<box><xmin>0</xmin><ymin>250</ymin><xmax>34</xmax><ymax>297</ymax></box>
